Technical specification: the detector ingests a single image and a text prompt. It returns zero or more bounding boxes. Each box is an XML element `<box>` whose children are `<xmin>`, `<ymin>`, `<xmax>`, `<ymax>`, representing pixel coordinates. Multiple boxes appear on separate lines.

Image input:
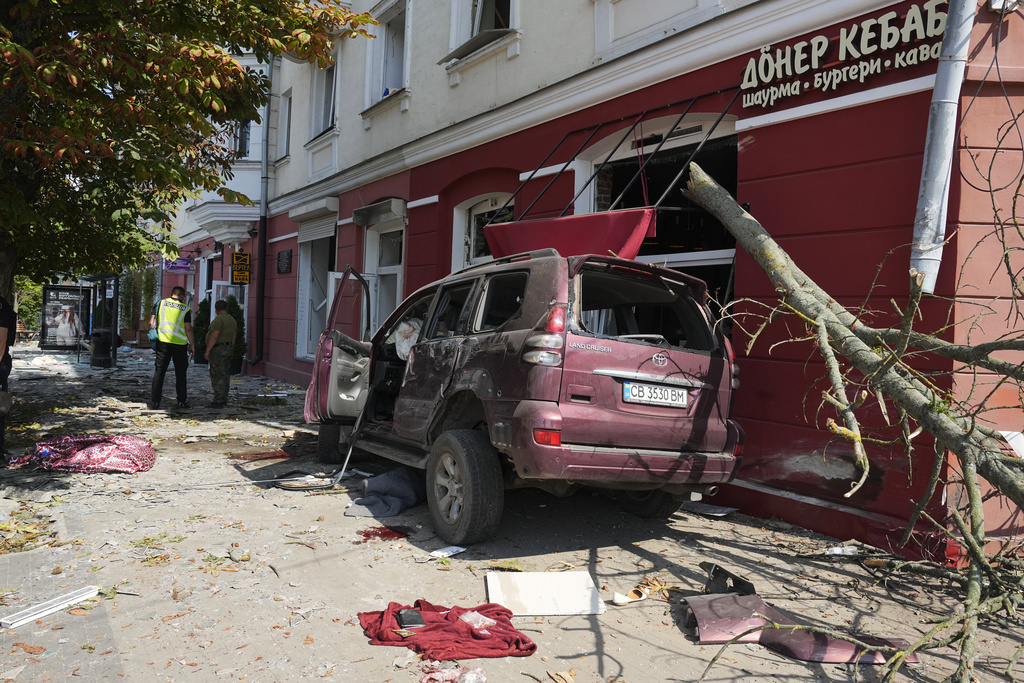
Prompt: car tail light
<box><xmin>545</xmin><ymin>305</ymin><xmax>566</xmax><ymax>333</ymax></box>
<box><xmin>524</xmin><ymin>305</ymin><xmax>567</xmax><ymax>366</ymax></box>
<box><xmin>733</xmin><ymin>441</ymin><xmax>743</xmax><ymax>458</ymax></box>
<box><xmin>533</xmin><ymin>429</ymin><xmax>562</xmax><ymax>446</ymax></box>
<box><xmin>723</xmin><ymin>337</ymin><xmax>740</xmax><ymax>389</ymax></box>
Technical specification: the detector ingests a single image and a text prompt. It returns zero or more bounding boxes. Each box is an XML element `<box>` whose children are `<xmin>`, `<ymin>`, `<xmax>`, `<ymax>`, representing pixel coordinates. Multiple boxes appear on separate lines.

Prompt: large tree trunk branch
<box><xmin>683</xmin><ymin>163</ymin><xmax>1024</xmax><ymax>511</ymax></box>
<box><xmin>860</xmin><ymin>327</ymin><xmax>1024</xmax><ymax>381</ymax></box>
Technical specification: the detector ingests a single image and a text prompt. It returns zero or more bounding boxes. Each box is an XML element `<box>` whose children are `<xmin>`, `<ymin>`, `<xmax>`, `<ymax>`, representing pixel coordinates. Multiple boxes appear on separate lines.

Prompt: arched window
<box><xmin>451</xmin><ymin>194</ymin><xmax>514</xmax><ymax>271</ymax></box>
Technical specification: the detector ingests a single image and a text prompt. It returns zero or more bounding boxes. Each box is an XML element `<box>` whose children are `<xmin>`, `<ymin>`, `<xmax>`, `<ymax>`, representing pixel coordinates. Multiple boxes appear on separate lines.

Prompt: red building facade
<box><xmin>171</xmin><ymin>1</ymin><xmax>1023</xmax><ymax>556</ymax></box>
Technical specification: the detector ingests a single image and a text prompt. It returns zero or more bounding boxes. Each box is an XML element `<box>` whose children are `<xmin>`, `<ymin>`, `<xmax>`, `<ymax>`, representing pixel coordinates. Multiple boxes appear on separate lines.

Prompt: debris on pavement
<box><xmin>358</xmin><ymin>600</ymin><xmax>536</xmax><ymax>660</ymax></box>
<box><xmin>682</xmin><ymin>591</ymin><xmax>920</xmax><ymax>664</ymax></box>
<box><xmin>0</xmin><ymin>345</ymin><xmax>1008</xmax><ymax>681</ymax></box>
<box><xmin>678</xmin><ymin>501</ymin><xmax>738</xmax><ymax>517</ymax></box>
<box><xmin>1</xmin><ymin>586</ymin><xmax>100</xmax><ymax>629</ymax></box>
<box><xmin>824</xmin><ymin>544</ymin><xmax>860</xmax><ymax>556</ymax></box>
<box><xmin>0</xmin><ymin>504</ymin><xmax>58</xmax><ymax>554</ymax></box>
<box><xmin>700</xmin><ymin>561</ymin><xmax>757</xmax><ymax>595</ymax></box>
<box><xmin>485</xmin><ymin>571</ymin><xmax>604</xmax><ymax>616</ymax></box>
<box><xmin>687</xmin><ymin>561</ymin><xmax>918</xmax><ymax>663</ymax></box>
<box><xmin>420</xmin><ymin>665</ymin><xmax>487</xmax><ymax>682</ymax></box>
<box><xmin>430</xmin><ymin>545</ymin><xmax>466</xmax><ymax>559</ymax></box>
<box><xmin>273</xmin><ymin>470</ymin><xmax>341</xmax><ymax>491</ymax></box>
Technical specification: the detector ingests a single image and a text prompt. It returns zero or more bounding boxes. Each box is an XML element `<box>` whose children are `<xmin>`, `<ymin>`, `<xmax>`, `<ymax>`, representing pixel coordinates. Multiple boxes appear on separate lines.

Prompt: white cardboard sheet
<box><xmin>1000</xmin><ymin>431</ymin><xmax>1024</xmax><ymax>459</ymax></box>
<box><xmin>485</xmin><ymin>571</ymin><xmax>605</xmax><ymax>616</ymax></box>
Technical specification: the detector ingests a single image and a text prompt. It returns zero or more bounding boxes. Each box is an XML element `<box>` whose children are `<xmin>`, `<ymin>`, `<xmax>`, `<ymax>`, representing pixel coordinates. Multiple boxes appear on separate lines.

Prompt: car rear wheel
<box><xmin>426</xmin><ymin>430</ymin><xmax>504</xmax><ymax>545</ymax></box>
<box><xmin>617</xmin><ymin>489</ymin><xmax>679</xmax><ymax>518</ymax></box>
<box><xmin>316</xmin><ymin>424</ymin><xmax>345</xmax><ymax>464</ymax></box>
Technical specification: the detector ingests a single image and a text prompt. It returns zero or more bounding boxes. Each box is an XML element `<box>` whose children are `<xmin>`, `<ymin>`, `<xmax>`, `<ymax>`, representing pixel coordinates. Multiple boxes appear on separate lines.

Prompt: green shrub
<box><xmin>118</xmin><ymin>273</ymin><xmax>140</xmax><ymax>329</ymax></box>
<box><xmin>140</xmin><ymin>267</ymin><xmax>157</xmax><ymax>329</ymax></box>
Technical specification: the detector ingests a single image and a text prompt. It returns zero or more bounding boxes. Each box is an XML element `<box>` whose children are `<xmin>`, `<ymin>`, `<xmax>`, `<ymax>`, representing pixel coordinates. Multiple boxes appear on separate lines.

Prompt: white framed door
<box><xmin>295</xmin><ymin>237</ymin><xmax>333</xmax><ymax>359</ymax></box>
<box><xmin>211</xmin><ymin>280</ymin><xmax>247</xmax><ymax>325</ymax></box>
<box><xmin>363</xmin><ymin>223</ymin><xmax>404</xmax><ymax>334</ymax></box>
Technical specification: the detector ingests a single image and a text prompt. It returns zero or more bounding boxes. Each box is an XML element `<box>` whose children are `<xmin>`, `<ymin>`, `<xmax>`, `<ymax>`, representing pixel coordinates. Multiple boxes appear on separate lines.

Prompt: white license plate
<box><xmin>622</xmin><ymin>381</ymin><xmax>688</xmax><ymax>409</ymax></box>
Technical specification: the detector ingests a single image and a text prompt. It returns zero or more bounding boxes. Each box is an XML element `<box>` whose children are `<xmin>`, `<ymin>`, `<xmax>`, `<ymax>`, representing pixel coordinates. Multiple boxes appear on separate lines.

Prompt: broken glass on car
<box><xmin>575</xmin><ymin>266</ymin><xmax>714</xmax><ymax>353</ymax></box>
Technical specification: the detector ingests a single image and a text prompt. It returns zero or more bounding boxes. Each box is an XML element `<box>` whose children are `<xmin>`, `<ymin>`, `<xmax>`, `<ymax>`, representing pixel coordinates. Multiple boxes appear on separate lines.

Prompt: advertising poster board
<box><xmin>164</xmin><ymin>257</ymin><xmax>193</xmax><ymax>274</ymax></box>
<box><xmin>40</xmin><ymin>286</ymin><xmax>93</xmax><ymax>351</ymax></box>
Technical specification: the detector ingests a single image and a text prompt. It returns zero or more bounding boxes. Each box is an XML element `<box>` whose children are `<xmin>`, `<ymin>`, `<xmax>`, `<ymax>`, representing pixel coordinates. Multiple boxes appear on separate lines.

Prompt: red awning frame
<box><xmin>483</xmin><ymin>87</ymin><xmax>741</xmax><ymax>227</ymax></box>
<box><xmin>478</xmin><ymin>87</ymin><xmax>741</xmax><ymax>259</ymax></box>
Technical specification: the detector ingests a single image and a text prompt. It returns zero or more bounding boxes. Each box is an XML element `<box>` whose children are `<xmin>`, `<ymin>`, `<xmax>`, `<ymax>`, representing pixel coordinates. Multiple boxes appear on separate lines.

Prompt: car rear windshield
<box><xmin>574</xmin><ymin>266</ymin><xmax>715</xmax><ymax>352</ymax></box>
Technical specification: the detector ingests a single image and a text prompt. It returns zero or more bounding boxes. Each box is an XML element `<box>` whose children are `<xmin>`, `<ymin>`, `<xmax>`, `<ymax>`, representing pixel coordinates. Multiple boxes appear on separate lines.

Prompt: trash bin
<box><xmin>90</xmin><ymin>329</ymin><xmax>113</xmax><ymax>368</ymax></box>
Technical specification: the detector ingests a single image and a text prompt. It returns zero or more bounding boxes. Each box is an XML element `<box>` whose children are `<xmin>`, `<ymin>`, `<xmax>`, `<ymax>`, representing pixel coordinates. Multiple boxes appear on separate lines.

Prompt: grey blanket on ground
<box><xmin>345</xmin><ymin>467</ymin><xmax>426</xmax><ymax>517</ymax></box>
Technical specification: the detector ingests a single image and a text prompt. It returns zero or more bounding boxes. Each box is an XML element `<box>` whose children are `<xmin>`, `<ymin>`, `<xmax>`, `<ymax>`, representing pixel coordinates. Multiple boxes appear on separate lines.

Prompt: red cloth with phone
<box><xmin>357</xmin><ymin>600</ymin><xmax>536</xmax><ymax>660</ymax></box>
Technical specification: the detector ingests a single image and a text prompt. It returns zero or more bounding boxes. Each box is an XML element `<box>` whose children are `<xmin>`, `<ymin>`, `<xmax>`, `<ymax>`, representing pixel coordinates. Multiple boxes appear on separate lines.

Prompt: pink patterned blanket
<box><xmin>10</xmin><ymin>434</ymin><xmax>156</xmax><ymax>473</ymax></box>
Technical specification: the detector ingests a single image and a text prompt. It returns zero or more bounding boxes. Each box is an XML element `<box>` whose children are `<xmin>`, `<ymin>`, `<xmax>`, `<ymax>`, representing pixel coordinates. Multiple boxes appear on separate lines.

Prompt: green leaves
<box><xmin>0</xmin><ymin>0</ymin><xmax>374</xmax><ymax>287</ymax></box>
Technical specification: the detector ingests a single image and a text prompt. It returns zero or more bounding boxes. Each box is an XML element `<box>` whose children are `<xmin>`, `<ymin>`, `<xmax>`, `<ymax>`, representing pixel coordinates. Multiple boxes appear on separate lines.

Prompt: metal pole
<box><xmin>910</xmin><ymin>0</ymin><xmax>975</xmax><ymax>293</ymax></box>
<box><xmin>111</xmin><ymin>275</ymin><xmax>119</xmax><ymax>366</ymax></box>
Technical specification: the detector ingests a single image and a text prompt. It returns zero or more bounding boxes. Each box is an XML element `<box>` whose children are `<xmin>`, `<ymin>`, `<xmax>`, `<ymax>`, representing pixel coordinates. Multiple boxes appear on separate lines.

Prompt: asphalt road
<box><xmin>0</xmin><ymin>345</ymin><xmax>1015</xmax><ymax>682</ymax></box>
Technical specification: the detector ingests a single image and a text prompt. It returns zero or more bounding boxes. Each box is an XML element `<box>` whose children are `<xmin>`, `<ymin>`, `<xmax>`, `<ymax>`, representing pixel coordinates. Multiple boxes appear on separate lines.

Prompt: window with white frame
<box><xmin>442</xmin><ymin>0</ymin><xmax>518</xmax><ymax>64</ymax></box>
<box><xmin>591</xmin><ymin>0</ymin><xmax>755</xmax><ymax>64</ymax></box>
<box><xmin>311</xmin><ymin>65</ymin><xmax>336</xmax><ymax>137</ymax></box>
<box><xmin>585</xmin><ymin>116</ymin><xmax>738</xmax><ymax>306</ymax></box>
<box><xmin>231</xmin><ymin>120</ymin><xmax>251</xmax><ymax>158</ymax></box>
<box><xmin>277</xmin><ymin>91</ymin><xmax>292</xmax><ymax>159</ymax></box>
<box><xmin>451</xmin><ymin>194</ymin><xmax>513</xmax><ymax>271</ymax></box>
<box><xmin>367</xmin><ymin>0</ymin><xmax>408</xmax><ymax>106</ymax></box>
<box><xmin>472</xmin><ymin>0</ymin><xmax>511</xmax><ymax>34</ymax></box>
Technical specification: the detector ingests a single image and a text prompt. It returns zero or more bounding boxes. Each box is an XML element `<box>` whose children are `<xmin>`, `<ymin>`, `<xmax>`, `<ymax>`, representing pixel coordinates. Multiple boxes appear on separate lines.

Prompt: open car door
<box><xmin>303</xmin><ymin>266</ymin><xmax>372</xmax><ymax>425</ymax></box>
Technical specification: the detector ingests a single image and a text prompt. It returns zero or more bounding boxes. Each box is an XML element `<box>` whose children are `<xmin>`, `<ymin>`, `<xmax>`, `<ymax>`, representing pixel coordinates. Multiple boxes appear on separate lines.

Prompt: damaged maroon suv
<box><xmin>305</xmin><ymin>250</ymin><xmax>743</xmax><ymax>544</ymax></box>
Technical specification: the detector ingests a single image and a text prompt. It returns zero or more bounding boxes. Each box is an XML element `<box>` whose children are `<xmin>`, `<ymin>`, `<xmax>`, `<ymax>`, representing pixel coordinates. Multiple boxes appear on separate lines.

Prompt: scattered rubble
<box><xmin>0</xmin><ymin>345</ymin><xmax>1019</xmax><ymax>680</ymax></box>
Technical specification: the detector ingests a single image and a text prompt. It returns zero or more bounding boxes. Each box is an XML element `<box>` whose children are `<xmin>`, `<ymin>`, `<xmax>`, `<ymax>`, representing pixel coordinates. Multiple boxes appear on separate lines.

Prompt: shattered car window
<box><xmin>475</xmin><ymin>272</ymin><xmax>528</xmax><ymax>332</ymax></box>
<box><xmin>576</xmin><ymin>267</ymin><xmax>714</xmax><ymax>352</ymax></box>
<box><xmin>428</xmin><ymin>283</ymin><xmax>474</xmax><ymax>339</ymax></box>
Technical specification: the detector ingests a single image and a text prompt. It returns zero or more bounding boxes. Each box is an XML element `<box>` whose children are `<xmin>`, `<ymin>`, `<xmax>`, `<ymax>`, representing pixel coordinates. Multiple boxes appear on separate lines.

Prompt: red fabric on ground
<box><xmin>10</xmin><ymin>434</ymin><xmax>156</xmax><ymax>473</ymax></box>
<box><xmin>357</xmin><ymin>600</ymin><xmax>536</xmax><ymax>660</ymax></box>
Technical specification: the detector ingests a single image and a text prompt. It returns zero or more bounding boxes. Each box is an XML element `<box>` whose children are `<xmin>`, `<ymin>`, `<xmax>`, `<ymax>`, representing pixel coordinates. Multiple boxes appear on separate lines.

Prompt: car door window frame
<box><xmin>426</xmin><ymin>280</ymin><xmax>478</xmax><ymax>340</ymax></box>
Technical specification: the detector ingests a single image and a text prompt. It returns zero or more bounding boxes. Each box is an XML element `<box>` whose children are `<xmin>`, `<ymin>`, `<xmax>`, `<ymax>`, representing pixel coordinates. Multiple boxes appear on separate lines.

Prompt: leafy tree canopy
<box><xmin>0</xmin><ymin>0</ymin><xmax>374</xmax><ymax>296</ymax></box>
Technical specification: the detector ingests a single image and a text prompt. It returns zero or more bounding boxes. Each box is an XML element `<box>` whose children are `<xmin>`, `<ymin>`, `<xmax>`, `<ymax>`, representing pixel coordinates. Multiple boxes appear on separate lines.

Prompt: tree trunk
<box><xmin>0</xmin><ymin>249</ymin><xmax>19</xmax><ymax>302</ymax></box>
<box><xmin>682</xmin><ymin>163</ymin><xmax>1024</xmax><ymax>509</ymax></box>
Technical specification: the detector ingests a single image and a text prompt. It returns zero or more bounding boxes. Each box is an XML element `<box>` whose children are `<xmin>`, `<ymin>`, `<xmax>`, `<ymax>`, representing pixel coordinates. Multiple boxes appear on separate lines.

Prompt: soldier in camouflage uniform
<box><xmin>204</xmin><ymin>300</ymin><xmax>237</xmax><ymax>408</ymax></box>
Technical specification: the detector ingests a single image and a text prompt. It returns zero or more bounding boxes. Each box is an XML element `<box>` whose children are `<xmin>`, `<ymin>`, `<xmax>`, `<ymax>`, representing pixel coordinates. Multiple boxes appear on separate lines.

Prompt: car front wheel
<box><xmin>426</xmin><ymin>430</ymin><xmax>504</xmax><ymax>545</ymax></box>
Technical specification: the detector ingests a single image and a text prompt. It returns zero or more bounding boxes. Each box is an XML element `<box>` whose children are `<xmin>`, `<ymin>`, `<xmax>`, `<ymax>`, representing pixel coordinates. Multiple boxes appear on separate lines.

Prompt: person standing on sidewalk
<box><xmin>0</xmin><ymin>293</ymin><xmax>15</xmax><ymax>459</ymax></box>
<box><xmin>148</xmin><ymin>286</ymin><xmax>194</xmax><ymax>410</ymax></box>
<box><xmin>204</xmin><ymin>300</ymin><xmax>236</xmax><ymax>409</ymax></box>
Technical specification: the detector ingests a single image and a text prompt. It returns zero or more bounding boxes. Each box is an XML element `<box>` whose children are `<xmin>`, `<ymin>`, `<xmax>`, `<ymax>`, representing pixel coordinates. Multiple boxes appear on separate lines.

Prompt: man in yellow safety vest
<box><xmin>148</xmin><ymin>287</ymin><xmax>195</xmax><ymax>410</ymax></box>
